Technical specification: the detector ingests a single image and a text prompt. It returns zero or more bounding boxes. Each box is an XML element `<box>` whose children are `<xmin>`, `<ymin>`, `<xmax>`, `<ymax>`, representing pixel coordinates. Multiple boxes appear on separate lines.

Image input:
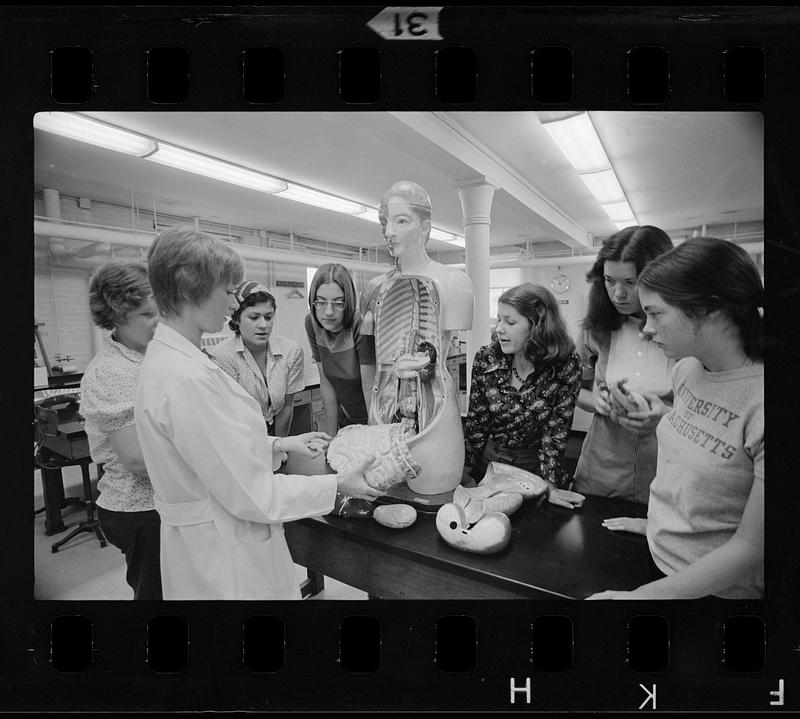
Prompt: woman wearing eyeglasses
<box><xmin>209</xmin><ymin>280</ymin><xmax>304</xmax><ymax>438</ymax></box>
<box><xmin>305</xmin><ymin>264</ymin><xmax>376</xmax><ymax>436</ymax></box>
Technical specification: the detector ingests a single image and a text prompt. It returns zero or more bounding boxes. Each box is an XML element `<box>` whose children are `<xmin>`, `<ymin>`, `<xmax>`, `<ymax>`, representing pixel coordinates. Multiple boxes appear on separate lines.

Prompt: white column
<box><xmin>457</xmin><ymin>177</ymin><xmax>495</xmax><ymax>391</ymax></box>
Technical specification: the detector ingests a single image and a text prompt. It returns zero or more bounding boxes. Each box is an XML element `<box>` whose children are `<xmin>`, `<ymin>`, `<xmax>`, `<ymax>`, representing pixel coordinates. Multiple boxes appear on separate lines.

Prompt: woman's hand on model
<box><xmin>617</xmin><ymin>393</ymin><xmax>670</xmax><ymax>435</ymax></box>
<box><xmin>601</xmin><ymin>516</ymin><xmax>647</xmax><ymax>535</ymax></box>
<box><xmin>277</xmin><ymin>431</ymin><xmax>331</xmax><ymax>458</ymax></box>
<box><xmin>336</xmin><ymin>455</ymin><xmax>384</xmax><ymax>501</ymax></box>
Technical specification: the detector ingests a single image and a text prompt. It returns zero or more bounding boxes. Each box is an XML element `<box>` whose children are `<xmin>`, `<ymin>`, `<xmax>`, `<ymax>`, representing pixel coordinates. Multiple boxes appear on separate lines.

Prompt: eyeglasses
<box><xmin>313</xmin><ymin>299</ymin><xmax>346</xmax><ymax>312</ymax></box>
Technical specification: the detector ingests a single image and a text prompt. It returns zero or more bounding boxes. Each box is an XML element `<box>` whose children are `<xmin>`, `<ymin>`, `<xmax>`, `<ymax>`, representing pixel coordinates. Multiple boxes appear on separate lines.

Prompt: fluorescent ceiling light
<box><xmin>614</xmin><ymin>221</ymin><xmax>637</xmax><ymax>231</ymax></box>
<box><xmin>276</xmin><ymin>183</ymin><xmax>366</xmax><ymax>215</ymax></box>
<box><xmin>356</xmin><ymin>207</ymin><xmax>381</xmax><ymax>224</ymax></box>
<box><xmin>429</xmin><ymin>227</ymin><xmax>465</xmax><ymax>247</ymax></box>
<box><xmin>147</xmin><ymin>143</ymin><xmax>287</xmax><ymax>194</ymax></box>
<box><xmin>429</xmin><ymin>227</ymin><xmax>456</xmax><ymax>243</ymax></box>
<box><xmin>34</xmin><ymin>112</ymin><xmax>157</xmax><ymax>157</ymax></box>
<box><xmin>541</xmin><ymin>112</ymin><xmax>609</xmax><ymax>173</ymax></box>
<box><xmin>579</xmin><ymin>169</ymin><xmax>625</xmax><ymax>204</ymax></box>
<box><xmin>602</xmin><ymin>200</ymin><xmax>636</xmax><ymax>223</ymax></box>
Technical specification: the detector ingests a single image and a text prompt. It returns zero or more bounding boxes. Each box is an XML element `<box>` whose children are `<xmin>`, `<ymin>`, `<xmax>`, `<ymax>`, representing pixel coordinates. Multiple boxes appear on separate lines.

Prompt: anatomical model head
<box><xmin>379</xmin><ymin>181</ymin><xmax>432</xmax><ymax>262</ymax></box>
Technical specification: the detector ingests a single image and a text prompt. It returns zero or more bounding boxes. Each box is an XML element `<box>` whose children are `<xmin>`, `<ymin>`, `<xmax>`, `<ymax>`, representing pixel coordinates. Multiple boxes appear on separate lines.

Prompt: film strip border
<box><xmin>4</xmin><ymin>7</ymin><xmax>791</xmax><ymax>110</ymax></box>
<box><xmin>48</xmin><ymin>44</ymin><xmax>765</xmax><ymax>106</ymax></box>
<box><xmin>5</xmin><ymin>604</ymin><xmax>789</xmax><ymax>711</ymax></box>
<box><xmin>5</xmin><ymin>5</ymin><xmax>800</xmax><ymax>713</ymax></box>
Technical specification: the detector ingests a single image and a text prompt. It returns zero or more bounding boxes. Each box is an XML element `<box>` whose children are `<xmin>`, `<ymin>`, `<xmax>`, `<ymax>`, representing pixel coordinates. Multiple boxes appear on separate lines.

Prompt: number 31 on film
<box><xmin>367</xmin><ymin>7</ymin><xmax>444</xmax><ymax>40</ymax></box>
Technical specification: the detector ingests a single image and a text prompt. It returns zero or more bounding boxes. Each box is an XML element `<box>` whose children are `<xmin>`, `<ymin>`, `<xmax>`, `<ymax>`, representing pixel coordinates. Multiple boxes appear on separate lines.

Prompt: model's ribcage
<box><xmin>375</xmin><ymin>277</ymin><xmax>439</xmax><ymax>363</ymax></box>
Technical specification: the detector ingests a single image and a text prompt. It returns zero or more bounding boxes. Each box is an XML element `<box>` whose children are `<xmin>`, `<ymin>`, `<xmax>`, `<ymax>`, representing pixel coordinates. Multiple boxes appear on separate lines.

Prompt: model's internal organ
<box><xmin>601</xmin><ymin>378</ymin><xmax>651</xmax><ymax>416</ymax></box>
<box><xmin>373</xmin><ymin>503</ymin><xmax>418</xmax><ymax>529</ymax></box>
<box><xmin>326</xmin><ymin>422</ymin><xmax>420</xmax><ymax>492</ymax></box>
<box><xmin>434</xmin><ymin>462</ymin><xmax>551</xmax><ymax>554</ymax></box>
<box><xmin>478</xmin><ymin>461</ymin><xmax>551</xmax><ymax>499</ymax></box>
<box><xmin>435</xmin><ymin>502</ymin><xmax>512</xmax><ymax>554</ymax></box>
<box><xmin>394</xmin><ymin>341</ymin><xmax>437</xmax><ymax>382</ymax></box>
<box><xmin>368</xmin><ymin>274</ymin><xmax>464</xmax><ymax>495</ymax></box>
<box><xmin>453</xmin><ymin>485</ymin><xmax>522</xmax><ymax>525</ymax></box>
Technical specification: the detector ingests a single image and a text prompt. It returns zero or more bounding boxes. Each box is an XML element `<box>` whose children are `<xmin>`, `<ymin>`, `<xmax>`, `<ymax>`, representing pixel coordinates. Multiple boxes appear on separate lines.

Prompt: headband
<box><xmin>233</xmin><ymin>280</ymin><xmax>271</xmax><ymax>307</ymax></box>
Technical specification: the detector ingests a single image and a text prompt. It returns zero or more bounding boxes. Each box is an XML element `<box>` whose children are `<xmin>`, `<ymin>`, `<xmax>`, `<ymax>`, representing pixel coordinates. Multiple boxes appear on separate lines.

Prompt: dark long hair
<box><xmin>492</xmin><ymin>283</ymin><xmax>575</xmax><ymax>370</ymax></box>
<box><xmin>582</xmin><ymin>225</ymin><xmax>673</xmax><ymax>337</ymax></box>
<box><xmin>308</xmin><ymin>263</ymin><xmax>357</xmax><ymax>330</ymax></box>
<box><xmin>638</xmin><ymin>236</ymin><xmax>764</xmax><ymax>361</ymax></box>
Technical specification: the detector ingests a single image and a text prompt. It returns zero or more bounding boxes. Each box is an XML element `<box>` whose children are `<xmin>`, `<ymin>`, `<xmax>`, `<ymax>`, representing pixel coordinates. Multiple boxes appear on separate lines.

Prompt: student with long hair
<box><xmin>573</xmin><ymin>226</ymin><xmax>674</xmax><ymax>504</ymax></box>
<box><xmin>589</xmin><ymin>237</ymin><xmax>764</xmax><ymax>599</ymax></box>
<box><xmin>464</xmin><ymin>283</ymin><xmax>583</xmax><ymax>506</ymax></box>
<box><xmin>305</xmin><ymin>263</ymin><xmax>376</xmax><ymax>435</ymax></box>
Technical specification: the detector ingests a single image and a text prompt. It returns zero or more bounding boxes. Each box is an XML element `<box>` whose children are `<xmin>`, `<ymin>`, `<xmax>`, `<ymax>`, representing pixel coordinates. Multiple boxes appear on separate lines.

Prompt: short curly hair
<box><xmin>89</xmin><ymin>262</ymin><xmax>153</xmax><ymax>330</ymax></box>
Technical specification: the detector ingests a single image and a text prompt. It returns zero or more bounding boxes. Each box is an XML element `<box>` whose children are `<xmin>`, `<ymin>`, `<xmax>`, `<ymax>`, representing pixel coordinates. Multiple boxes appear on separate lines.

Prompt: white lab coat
<box><xmin>134</xmin><ymin>323</ymin><xmax>337</xmax><ymax>600</ymax></box>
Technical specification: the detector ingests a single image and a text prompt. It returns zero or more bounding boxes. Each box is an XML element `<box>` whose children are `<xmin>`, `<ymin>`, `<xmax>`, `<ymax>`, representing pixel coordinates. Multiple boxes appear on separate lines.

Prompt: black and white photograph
<box><xmin>33</xmin><ymin>110</ymin><xmax>765</xmax><ymax>602</ymax></box>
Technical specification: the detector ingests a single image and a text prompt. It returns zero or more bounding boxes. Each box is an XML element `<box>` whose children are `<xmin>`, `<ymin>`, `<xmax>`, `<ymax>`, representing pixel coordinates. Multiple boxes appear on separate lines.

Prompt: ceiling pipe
<box><xmin>33</xmin><ymin>219</ymin><xmax>390</xmax><ymax>275</ymax></box>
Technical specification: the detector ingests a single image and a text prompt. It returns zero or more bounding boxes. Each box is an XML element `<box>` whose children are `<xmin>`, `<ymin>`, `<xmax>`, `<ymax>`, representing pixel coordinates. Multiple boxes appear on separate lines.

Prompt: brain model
<box><xmin>327</xmin><ymin>423</ymin><xmax>421</xmax><ymax>492</ymax></box>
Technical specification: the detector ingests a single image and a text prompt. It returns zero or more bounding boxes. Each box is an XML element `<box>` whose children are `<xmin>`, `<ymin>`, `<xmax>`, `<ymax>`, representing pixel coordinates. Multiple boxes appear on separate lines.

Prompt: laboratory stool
<box><xmin>51</xmin><ymin>460</ymin><xmax>107</xmax><ymax>553</ymax></box>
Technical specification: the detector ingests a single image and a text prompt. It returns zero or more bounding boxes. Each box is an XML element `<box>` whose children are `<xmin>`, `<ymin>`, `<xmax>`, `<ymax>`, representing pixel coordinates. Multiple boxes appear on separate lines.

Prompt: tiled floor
<box><xmin>33</xmin><ymin>464</ymin><xmax>367</xmax><ymax>601</ymax></box>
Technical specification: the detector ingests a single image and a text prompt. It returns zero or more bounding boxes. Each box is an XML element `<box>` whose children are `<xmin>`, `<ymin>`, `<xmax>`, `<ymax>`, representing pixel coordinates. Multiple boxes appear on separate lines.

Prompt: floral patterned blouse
<box><xmin>464</xmin><ymin>344</ymin><xmax>583</xmax><ymax>489</ymax></box>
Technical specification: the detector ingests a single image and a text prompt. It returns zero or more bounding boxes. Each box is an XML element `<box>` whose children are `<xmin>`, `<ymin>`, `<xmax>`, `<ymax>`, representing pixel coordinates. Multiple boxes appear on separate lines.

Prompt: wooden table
<box><xmin>285</xmin><ymin>495</ymin><xmax>651</xmax><ymax>599</ymax></box>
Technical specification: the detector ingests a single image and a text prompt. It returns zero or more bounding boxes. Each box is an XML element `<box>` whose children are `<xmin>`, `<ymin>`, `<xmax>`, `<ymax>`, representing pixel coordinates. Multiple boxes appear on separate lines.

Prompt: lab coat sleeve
<box><xmin>159</xmin><ymin>371</ymin><xmax>337</xmax><ymax>524</ymax></box>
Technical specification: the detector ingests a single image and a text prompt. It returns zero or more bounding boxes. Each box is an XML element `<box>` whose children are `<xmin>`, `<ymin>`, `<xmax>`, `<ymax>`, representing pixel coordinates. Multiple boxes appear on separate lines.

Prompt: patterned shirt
<box><xmin>208</xmin><ymin>333</ymin><xmax>305</xmax><ymax>427</ymax></box>
<box><xmin>79</xmin><ymin>334</ymin><xmax>155</xmax><ymax>512</ymax></box>
<box><xmin>464</xmin><ymin>344</ymin><xmax>582</xmax><ymax>488</ymax></box>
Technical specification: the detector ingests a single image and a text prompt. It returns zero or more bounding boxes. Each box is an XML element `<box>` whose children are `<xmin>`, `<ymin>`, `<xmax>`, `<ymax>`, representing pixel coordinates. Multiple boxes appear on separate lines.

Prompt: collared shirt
<box><xmin>464</xmin><ymin>344</ymin><xmax>582</xmax><ymax>488</ymax></box>
<box><xmin>579</xmin><ymin>316</ymin><xmax>674</xmax><ymax>395</ymax></box>
<box><xmin>208</xmin><ymin>333</ymin><xmax>305</xmax><ymax>426</ymax></box>
<box><xmin>134</xmin><ymin>323</ymin><xmax>337</xmax><ymax>600</ymax></box>
<box><xmin>79</xmin><ymin>334</ymin><xmax>155</xmax><ymax>512</ymax></box>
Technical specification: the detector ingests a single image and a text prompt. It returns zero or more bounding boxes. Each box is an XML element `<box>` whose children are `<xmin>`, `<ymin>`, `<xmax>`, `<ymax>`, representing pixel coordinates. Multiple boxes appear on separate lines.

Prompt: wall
<box><xmin>34</xmin><ymin>257</ymin><xmax>95</xmax><ymax>371</ymax></box>
<box><xmin>522</xmin><ymin>262</ymin><xmax>592</xmax><ymax>343</ymax></box>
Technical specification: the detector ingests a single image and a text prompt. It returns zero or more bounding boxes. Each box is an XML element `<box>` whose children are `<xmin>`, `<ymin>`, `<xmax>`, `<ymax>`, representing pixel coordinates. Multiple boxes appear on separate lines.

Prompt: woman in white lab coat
<box><xmin>134</xmin><ymin>227</ymin><xmax>381</xmax><ymax>600</ymax></box>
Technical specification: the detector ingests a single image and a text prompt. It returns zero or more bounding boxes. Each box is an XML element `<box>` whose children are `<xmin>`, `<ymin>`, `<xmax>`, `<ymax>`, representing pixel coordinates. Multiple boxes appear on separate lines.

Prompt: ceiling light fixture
<box><xmin>34</xmin><ymin>111</ymin><xmax>471</xmax><ymax>237</ymax></box>
<box><xmin>541</xmin><ymin>112</ymin><xmax>609</xmax><ymax>173</ymax></box>
<box><xmin>601</xmin><ymin>200</ymin><xmax>636</xmax><ymax>224</ymax></box>
<box><xmin>33</xmin><ymin>112</ymin><xmax>157</xmax><ymax>157</ymax></box>
<box><xmin>614</xmin><ymin>221</ymin><xmax>636</xmax><ymax>232</ymax></box>
<box><xmin>275</xmin><ymin>183</ymin><xmax>366</xmax><ymax>215</ymax></box>
<box><xmin>429</xmin><ymin>227</ymin><xmax>465</xmax><ymax>247</ymax></box>
<box><xmin>356</xmin><ymin>207</ymin><xmax>381</xmax><ymax>224</ymax></box>
<box><xmin>579</xmin><ymin>169</ymin><xmax>625</xmax><ymax>205</ymax></box>
<box><xmin>147</xmin><ymin>143</ymin><xmax>288</xmax><ymax>194</ymax></box>
<box><xmin>541</xmin><ymin>112</ymin><xmax>639</xmax><ymax>228</ymax></box>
